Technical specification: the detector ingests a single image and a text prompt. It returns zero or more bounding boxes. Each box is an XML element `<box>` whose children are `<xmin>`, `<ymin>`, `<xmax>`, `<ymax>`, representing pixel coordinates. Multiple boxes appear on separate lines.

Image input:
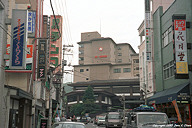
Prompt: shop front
<box><xmin>148</xmin><ymin>82</ymin><xmax>191</xmax><ymax>125</ymax></box>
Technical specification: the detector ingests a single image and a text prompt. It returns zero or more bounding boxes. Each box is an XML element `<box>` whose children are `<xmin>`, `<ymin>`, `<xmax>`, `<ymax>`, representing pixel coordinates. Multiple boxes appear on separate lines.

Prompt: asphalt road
<box><xmin>85</xmin><ymin>123</ymin><xmax>106</xmax><ymax>128</ymax></box>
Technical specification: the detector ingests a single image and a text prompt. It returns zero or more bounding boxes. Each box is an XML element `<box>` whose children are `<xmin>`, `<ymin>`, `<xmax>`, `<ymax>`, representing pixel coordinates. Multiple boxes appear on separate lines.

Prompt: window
<box><xmin>163</xmin><ymin>60</ymin><xmax>174</xmax><ymax>79</ymax></box>
<box><xmin>86</xmin><ymin>78</ymin><xmax>89</xmax><ymax>80</ymax></box>
<box><xmin>118</xmin><ymin>47</ymin><xmax>121</xmax><ymax>50</ymax></box>
<box><xmin>117</xmin><ymin>59</ymin><xmax>122</xmax><ymax>63</ymax></box>
<box><xmin>134</xmin><ymin>67</ymin><xmax>139</xmax><ymax>70</ymax></box>
<box><xmin>79</xmin><ymin>57</ymin><xmax>84</xmax><ymax>61</ymax></box>
<box><xmin>80</xmin><ymin>69</ymin><xmax>84</xmax><ymax>72</ymax></box>
<box><xmin>79</xmin><ymin>50</ymin><xmax>84</xmax><ymax>54</ymax></box>
<box><xmin>123</xmin><ymin>68</ymin><xmax>131</xmax><ymax>73</ymax></box>
<box><xmin>133</xmin><ymin>59</ymin><xmax>139</xmax><ymax>63</ymax></box>
<box><xmin>86</xmin><ymin>69</ymin><xmax>89</xmax><ymax>71</ymax></box>
<box><xmin>118</xmin><ymin>53</ymin><xmax>122</xmax><ymax>56</ymax></box>
<box><xmin>114</xmin><ymin>68</ymin><xmax>121</xmax><ymax>73</ymax></box>
<box><xmin>79</xmin><ymin>44</ymin><xmax>84</xmax><ymax>48</ymax></box>
<box><xmin>162</xmin><ymin>26</ymin><xmax>172</xmax><ymax>47</ymax></box>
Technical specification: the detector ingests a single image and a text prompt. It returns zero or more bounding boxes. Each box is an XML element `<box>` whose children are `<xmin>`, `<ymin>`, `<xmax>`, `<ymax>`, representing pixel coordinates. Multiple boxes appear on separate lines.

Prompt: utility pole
<box><xmin>48</xmin><ymin>66</ymin><xmax>54</xmax><ymax>128</ymax></box>
<box><xmin>61</xmin><ymin>44</ymin><xmax>73</xmax><ymax>115</ymax></box>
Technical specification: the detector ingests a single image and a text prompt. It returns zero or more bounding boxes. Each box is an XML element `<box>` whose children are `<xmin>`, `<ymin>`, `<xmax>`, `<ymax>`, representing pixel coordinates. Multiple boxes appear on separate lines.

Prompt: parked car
<box><xmin>97</xmin><ymin>115</ymin><xmax>106</xmax><ymax>126</ymax></box>
<box><xmin>52</xmin><ymin>121</ymin><xmax>85</xmax><ymax>128</ymax></box>
<box><xmin>80</xmin><ymin>116</ymin><xmax>88</xmax><ymax>124</ymax></box>
<box><xmin>105</xmin><ymin>112</ymin><xmax>123</xmax><ymax>128</ymax></box>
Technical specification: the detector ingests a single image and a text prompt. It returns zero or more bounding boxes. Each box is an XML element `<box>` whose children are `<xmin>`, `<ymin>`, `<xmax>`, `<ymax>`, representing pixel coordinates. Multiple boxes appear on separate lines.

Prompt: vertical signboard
<box><xmin>9</xmin><ymin>9</ymin><xmax>28</xmax><ymax>69</ymax></box>
<box><xmin>40</xmin><ymin>118</ymin><xmax>48</xmax><ymax>128</ymax></box>
<box><xmin>172</xmin><ymin>15</ymin><xmax>188</xmax><ymax>78</ymax></box>
<box><xmin>49</xmin><ymin>15</ymin><xmax>62</xmax><ymax>73</ymax></box>
<box><xmin>37</xmin><ymin>40</ymin><xmax>47</xmax><ymax>79</ymax></box>
<box><xmin>145</xmin><ymin>0</ymin><xmax>151</xmax><ymax>61</ymax></box>
<box><xmin>28</xmin><ymin>11</ymin><xmax>36</xmax><ymax>37</ymax></box>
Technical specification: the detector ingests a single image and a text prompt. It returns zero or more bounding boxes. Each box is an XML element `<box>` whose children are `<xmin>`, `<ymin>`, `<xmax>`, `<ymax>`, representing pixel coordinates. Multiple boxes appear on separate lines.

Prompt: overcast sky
<box><xmin>43</xmin><ymin>0</ymin><xmax>145</xmax><ymax>82</ymax></box>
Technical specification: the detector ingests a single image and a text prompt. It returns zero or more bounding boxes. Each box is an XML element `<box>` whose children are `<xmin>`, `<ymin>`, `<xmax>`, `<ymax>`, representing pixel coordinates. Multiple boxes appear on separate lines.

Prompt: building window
<box><xmin>134</xmin><ymin>67</ymin><xmax>139</xmax><ymax>70</ymax></box>
<box><xmin>118</xmin><ymin>47</ymin><xmax>121</xmax><ymax>50</ymax></box>
<box><xmin>86</xmin><ymin>69</ymin><xmax>89</xmax><ymax>71</ymax></box>
<box><xmin>162</xmin><ymin>26</ymin><xmax>172</xmax><ymax>47</ymax></box>
<box><xmin>118</xmin><ymin>53</ymin><xmax>122</xmax><ymax>56</ymax></box>
<box><xmin>80</xmin><ymin>69</ymin><xmax>84</xmax><ymax>72</ymax></box>
<box><xmin>117</xmin><ymin>59</ymin><xmax>122</xmax><ymax>63</ymax></box>
<box><xmin>163</xmin><ymin>60</ymin><xmax>174</xmax><ymax>79</ymax></box>
<box><xmin>114</xmin><ymin>68</ymin><xmax>121</xmax><ymax>73</ymax></box>
<box><xmin>133</xmin><ymin>59</ymin><xmax>139</xmax><ymax>63</ymax></box>
<box><xmin>79</xmin><ymin>44</ymin><xmax>84</xmax><ymax>48</ymax></box>
<box><xmin>86</xmin><ymin>78</ymin><xmax>89</xmax><ymax>80</ymax></box>
<box><xmin>123</xmin><ymin>68</ymin><xmax>131</xmax><ymax>73</ymax></box>
<box><xmin>79</xmin><ymin>57</ymin><xmax>84</xmax><ymax>61</ymax></box>
<box><xmin>79</xmin><ymin>50</ymin><xmax>84</xmax><ymax>54</ymax></box>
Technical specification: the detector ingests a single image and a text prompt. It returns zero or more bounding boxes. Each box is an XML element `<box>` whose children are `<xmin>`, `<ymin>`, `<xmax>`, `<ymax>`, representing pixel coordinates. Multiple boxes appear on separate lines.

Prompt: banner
<box><xmin>9</xmin><ymin>9</ymin><xmax>28</xmax><ymax>69</ymax></box>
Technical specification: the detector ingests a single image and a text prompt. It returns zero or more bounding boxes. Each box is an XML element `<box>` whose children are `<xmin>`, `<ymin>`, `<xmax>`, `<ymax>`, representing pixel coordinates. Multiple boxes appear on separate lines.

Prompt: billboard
<box><xmin>9</xmin><ymin>9</ymin><xmax>28</xmax><ymax>69</ymax></box>
<box><xmin>172</xmin><ymin>15</ymin><xmax>188</xmax><ymax>78</ymax></box>
<box><xmin>49</xmin><ymin>15</ymin><xmax>62</xmax><ymax>74</ymax></box>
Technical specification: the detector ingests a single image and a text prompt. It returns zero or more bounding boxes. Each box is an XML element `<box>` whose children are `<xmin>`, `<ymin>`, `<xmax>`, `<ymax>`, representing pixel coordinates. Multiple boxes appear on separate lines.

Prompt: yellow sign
<box><xmin>176</xmin><ymin>62</ymin><xmax>188</xmax><ymax>74</ymax></box>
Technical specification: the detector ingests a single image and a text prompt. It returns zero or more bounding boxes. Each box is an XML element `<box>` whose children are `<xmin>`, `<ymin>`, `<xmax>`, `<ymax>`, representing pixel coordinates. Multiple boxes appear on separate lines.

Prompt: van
<box><xmin>126</xmin><ymin>112</ymin><xmax>173</xmax><ymax>128</ymax></box>
<box><xmin>105</xmin><ymin>112</ymin><xmax>123</xmax><ymax>128</ymax></box>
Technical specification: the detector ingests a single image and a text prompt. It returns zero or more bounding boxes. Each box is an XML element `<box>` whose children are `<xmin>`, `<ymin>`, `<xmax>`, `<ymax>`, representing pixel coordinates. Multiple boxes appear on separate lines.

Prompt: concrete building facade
<box><xmin>67</xmin><ymin>32</ymin><xmax>142</xmax><ymax>114</ymax></box>
<box><xmin>74</xmin><ymin>31</ymin><xmax>139</xmax><ymax>83</ymax></box>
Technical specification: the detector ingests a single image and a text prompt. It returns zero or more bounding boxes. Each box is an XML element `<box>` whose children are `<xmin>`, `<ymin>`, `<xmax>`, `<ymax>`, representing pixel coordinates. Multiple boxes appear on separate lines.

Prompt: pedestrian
<box><xmin>61</xmin><ymin>114</ymin><xmax>66</xmax><ymax>122</ymax></box>
<box><xmin>72</xmin><ymin>115</ymin><xmax>77</xmax><ymax>122</ymax></box>
<box><xmin>55</xmin><ymin>114</ymin><xmax>60</xmax><ymax>123</ymax></box>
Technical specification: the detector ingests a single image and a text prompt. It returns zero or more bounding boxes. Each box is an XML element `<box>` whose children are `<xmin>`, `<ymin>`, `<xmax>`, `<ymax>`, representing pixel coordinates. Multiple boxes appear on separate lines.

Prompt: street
<box><xmin>85</xmin><ymin>123</ymin><xmax>105</xmax><ymax>128</ymax></box>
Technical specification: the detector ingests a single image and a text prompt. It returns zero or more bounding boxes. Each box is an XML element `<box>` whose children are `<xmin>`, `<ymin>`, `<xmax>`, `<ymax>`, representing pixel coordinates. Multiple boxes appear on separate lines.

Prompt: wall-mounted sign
<box><xmin>37</xmin><ymin>40</ymin><xmax>47</xmax><ymax>79</ymax></box>
<box><xmin>6</xmin><ymin>44</ymin><xmax>33</xmax><ymax>71</ymax></box>
<box><xmin>40</xmin><ymin>118</ymin><xmax>48</xmax><ymax>128</ymax></box>
<box><xmin>95</xmin><ymin>55</ymin><xmax>107</xmax><ymax>58</ymax></box>
<box><xmin>49</xmin><ymin>15</ymin><xmax>62</xmax><ymax>74</ymax></box>
<box><xmin>28</xmin><ymin>11</ymin><xmax>36</xmax><ymax>35</ymax></box>
<box><xmin>9</xmin><ymin>9</ymin><xmax>28</xmax><ymax>69</ymax></box>
<box><xmin>145</xmin><ymin>0</ymin><xmax>151</xmax><ymax>61</ymax></box>
<box><xmin>172</xmin><ymin>15</ymin><xmax>188</xmax><ymax>78</ymax></box>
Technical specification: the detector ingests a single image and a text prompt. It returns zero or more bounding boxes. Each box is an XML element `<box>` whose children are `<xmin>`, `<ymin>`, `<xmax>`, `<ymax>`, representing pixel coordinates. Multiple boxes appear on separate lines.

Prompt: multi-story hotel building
<box><xmin>74</xmin><ymin>31</ymin><xmax>139</xmax><ymax>83</ymax></box>
<box><xmin>67</xmin><ymin>32</ymin><xmax>142</xmax><ymax>113</ymax></box>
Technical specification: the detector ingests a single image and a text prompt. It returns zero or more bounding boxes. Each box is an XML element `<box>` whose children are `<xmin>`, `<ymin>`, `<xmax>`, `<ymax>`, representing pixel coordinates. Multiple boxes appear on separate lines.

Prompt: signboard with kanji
<box><xmin>37</xmin><ymin>40</ymin><xmax>47</xmax><ymax>79</ymax></box>
<box><xmin>9</xmin><ymin>9</ymin><xmax>28</xmax><ymax>69</ymax></box>
<box><xmin>172</xmin><ymin>15</ymin><xmax>188</xmax><ymax>78</ymax></box>
<box><xmin>49</xmin><ymin>15</ymin><xmax>62</xmax><ymax>74</ymax></box>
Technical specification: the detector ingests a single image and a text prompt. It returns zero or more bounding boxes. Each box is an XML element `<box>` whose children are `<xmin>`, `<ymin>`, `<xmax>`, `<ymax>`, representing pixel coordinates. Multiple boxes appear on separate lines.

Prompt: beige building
<box><xmin>74</xmin><ymin>31</ymin><xmax>139</xmax><ymax>83</ymax></box>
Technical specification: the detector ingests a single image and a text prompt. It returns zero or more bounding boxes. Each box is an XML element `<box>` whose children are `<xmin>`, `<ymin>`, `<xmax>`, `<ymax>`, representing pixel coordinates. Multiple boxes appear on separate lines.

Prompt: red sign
<box><xmin>174</xmin><ymin>20</ymin><xmax>186</xmax><ymax>31</ymax></box>
<box><xmin>95</xmin><ymin>55</ymin><xmax>107</xmax><ymax>58</ymax></box>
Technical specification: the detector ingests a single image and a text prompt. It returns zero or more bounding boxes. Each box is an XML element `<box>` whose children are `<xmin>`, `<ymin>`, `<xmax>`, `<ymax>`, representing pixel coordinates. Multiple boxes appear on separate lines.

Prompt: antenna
<box><xmin>100</xmin><ymin>19</ymin><xmax>101</xmax><ymax>35</ymax></box>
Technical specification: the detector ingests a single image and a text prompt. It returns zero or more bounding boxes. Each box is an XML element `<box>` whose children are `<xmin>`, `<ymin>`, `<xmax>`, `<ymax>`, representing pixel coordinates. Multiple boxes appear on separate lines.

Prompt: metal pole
<box><xmin>48</xmin><ymin>69</ymin><xmax>53</xmax><ymax>128</ymax></box>
<box><xmin>123</xmin><ymin>95</ymin><xmax>126</xmax><ymax>127</ymax></box>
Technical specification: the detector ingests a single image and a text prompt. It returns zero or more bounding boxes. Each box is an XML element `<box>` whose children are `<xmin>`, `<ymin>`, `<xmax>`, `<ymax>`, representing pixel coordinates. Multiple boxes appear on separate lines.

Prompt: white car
<box><xmin>52</xmin><ymin>121</ymin><xmax>85</xmax><ymax>128</ymax></box>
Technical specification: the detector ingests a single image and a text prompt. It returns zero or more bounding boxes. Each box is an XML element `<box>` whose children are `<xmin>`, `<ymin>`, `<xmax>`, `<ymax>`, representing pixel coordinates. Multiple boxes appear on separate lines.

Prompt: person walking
<box><xmin>61</xmin><ymin>114</ymin><xmax>66</xmax><ymax>122</ymax></box>
<box><xmin>55</xmin><ymin>114</ymin><xmax>60</xmax><ymax>123</ymax></box>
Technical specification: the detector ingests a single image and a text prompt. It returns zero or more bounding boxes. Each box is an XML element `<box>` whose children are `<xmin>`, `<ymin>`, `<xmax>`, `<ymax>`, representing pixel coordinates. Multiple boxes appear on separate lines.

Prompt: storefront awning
<box><xmin>148</xmin><ymin>82</ymin><xmax>190</xmax><ymax>105</ymax></box>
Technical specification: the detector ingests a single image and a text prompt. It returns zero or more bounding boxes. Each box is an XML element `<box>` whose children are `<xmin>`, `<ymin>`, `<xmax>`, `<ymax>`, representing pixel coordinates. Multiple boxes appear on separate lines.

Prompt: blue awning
<box><xmin>148</xmin><ymin>82</ymin><xmax>190</xmax><ymax>105</ymax></box>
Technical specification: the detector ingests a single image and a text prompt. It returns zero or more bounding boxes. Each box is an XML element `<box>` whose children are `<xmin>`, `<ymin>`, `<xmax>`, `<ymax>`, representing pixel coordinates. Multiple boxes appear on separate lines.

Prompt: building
<box><xmin>2</xmin><ymin>0</ymin><xmax>45</xmax><ymax>127</ymax></box>
<box><xmin>145</xmin><ymin>0</ymin><xmax>192</xmax><ymax>124</ymax></box>
<box><xmin>138</xmin><ymin>0</ymin><xmax>175</xmax><ymax>102</ymax></box>
<box><xmin>67</xmin><ymin>31</ymin><xmax>142</xmax><ymax>113</ymax></box>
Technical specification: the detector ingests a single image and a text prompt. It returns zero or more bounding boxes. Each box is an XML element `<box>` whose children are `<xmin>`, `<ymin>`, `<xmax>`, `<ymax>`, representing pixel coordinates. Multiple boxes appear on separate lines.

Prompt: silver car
<box><xmin>52</xmin><ymin>121</ymin><xmax>85</xmax><ymax>128</ymax></box>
